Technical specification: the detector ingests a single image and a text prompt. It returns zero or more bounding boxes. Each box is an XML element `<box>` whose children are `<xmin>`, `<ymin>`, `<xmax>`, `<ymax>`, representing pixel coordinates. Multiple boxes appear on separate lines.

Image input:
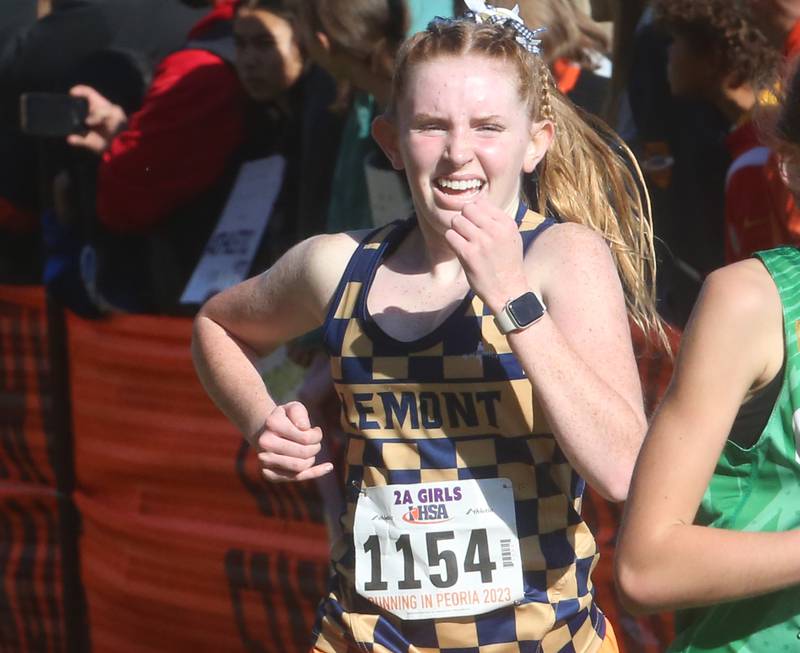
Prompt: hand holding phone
<box><xmin>66</xmin><ymin>86</ymin><xmax>128</xmax><ymax>154</ymax></box>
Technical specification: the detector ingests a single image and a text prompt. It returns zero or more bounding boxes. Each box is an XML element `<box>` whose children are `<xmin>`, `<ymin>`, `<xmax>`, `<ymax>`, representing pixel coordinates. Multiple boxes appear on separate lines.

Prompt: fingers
<box><xmin>284</xmin><ymin>400</ymin><xmax>311</xmax><ymax>429</ymax></box>
<box><xmin>460</xmin><ymin>199</ymin><xmax>498</xmax><ymax>228</ymax></box>
<box><xmin>263</xmin><ymin>462</ymin><xmax>333</xmax><ymax>483</ymax></box>
<box><xmin>263</xmin><ymin>403</ymin><xmax>318</xmax><ymax>444</ymax></box>
<box><xmin>449</xmin><ymin>211</ymin><xmax>482</xmax><ymax>241</ymax></box>
<box><xmin>70</xmin><ymin>84</ymin><xmax>110</xmax><ymax>122</ymax></box>
<box><xmin>257</xmin><ymin>430</ymin><xmax>321</xmax><ymax>460</ymax></box>
<box><xmin>256</xmin><ymin>402</ymin><xmax>329</xmax><ymax>483</ymax></box>
<box><xmin>66</xmin><ymin>132</ymin><xmax>108</xmax><ymax>154</ymax></box>
<box><xmin>69</xmin><ymin>84</ymin><xmax>97</xmax><ymax>101</ymax></box>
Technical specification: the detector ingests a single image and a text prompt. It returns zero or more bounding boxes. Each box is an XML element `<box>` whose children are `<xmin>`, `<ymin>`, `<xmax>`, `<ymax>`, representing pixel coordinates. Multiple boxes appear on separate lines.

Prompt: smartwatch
<box><xmin>494</xmin><ymin>291</ymin><xmax>546</xmax><ymax>334</ymax></box>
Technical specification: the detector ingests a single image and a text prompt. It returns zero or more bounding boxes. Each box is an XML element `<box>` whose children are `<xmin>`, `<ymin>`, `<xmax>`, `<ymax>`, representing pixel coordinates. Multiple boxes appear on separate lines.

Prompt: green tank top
<box><xmin>670</xmin><ymin>247</ymin><xmax>800</xmax><ymax>652</ymax></box>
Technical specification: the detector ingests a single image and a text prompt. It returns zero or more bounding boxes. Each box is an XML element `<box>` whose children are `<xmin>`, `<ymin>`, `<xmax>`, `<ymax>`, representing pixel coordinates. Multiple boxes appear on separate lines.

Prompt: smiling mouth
<box><xmin>435</xmin><ymin>177</ymin><xmax>485</xmax><ymax>196</ymax></box>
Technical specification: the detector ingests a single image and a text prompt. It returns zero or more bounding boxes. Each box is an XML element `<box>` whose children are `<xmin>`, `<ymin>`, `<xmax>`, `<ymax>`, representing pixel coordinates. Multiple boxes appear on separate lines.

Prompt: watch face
<box><xmin>508</xmin><ymin>292</ymin><xmax>544</xmax><ymax>326</ymax></box>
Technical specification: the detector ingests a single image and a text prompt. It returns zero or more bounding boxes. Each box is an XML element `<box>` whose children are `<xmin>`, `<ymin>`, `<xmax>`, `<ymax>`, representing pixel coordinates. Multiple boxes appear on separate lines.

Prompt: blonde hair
<box><xmin>390</xmin><ymin>19</ymin><xmax>666</xmax><ymax>346</ymax></box>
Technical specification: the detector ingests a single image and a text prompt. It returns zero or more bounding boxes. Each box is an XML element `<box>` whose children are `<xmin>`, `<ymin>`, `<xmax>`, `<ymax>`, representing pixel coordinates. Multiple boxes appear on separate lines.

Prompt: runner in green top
<box><xmin>615</xmin><ymin>63</ymin><xmax>800</xmax><ymax>652</ymax></box>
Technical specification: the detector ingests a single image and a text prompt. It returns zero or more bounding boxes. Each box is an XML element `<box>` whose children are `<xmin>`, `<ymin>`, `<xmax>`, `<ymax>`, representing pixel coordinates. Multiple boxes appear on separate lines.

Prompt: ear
<box><xmin>721</xmin><ymin>68</ymin><xmax>749</xmax><ymax>92</ymax></box>
<box><xmin>523</xmin><ymin>120</ymin><xmax>554</xmax><ymax>173</ymax></box>
<box><xmin>371</xmin><ymin>115</ymin><xmax>405</xmax><ymax>171</ymax></box>
<box><xmin>315</xmin><ymin>31</ymin><xmax>331</xmax><ymax>52</ymax></box>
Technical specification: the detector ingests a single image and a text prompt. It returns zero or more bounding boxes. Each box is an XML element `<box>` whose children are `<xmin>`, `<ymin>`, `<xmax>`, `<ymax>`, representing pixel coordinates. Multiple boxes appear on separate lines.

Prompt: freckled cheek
<box><xmin>477</xmin><ymin>143</ymin><xmax>522</xmax><ymax>178</ymax></box>
<box><xmin>405</xmin><ymin>138</ymin><xmax>446</xmax><ymax>172</ymax></box>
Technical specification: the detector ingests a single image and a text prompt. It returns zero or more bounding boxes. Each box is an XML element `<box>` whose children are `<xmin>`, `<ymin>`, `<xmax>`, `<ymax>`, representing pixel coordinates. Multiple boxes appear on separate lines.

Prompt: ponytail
<box><xmin>535</xmin><ymin>65</ymin><xmax>662</xmax><ymax>346</ymax></box>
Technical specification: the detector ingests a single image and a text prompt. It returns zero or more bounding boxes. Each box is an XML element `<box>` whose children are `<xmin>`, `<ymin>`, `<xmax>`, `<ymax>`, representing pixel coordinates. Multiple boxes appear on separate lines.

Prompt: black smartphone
<box><xmin>19</xmin><ymin>92</ymin><xmax>89</xmax><ymax>137</ymax></box>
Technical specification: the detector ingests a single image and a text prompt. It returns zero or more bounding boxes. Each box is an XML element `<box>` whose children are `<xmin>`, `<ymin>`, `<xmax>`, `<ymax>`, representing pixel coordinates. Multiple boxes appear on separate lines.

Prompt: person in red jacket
<box><xmin>68</xmin><ymin>0</ymin><xmax>248</xmax><ymax>232</ymax></box>
<box><xmin>65</xmin><ymin>0</ymin><xmax>341</xmax><ymax>314</ymax></box>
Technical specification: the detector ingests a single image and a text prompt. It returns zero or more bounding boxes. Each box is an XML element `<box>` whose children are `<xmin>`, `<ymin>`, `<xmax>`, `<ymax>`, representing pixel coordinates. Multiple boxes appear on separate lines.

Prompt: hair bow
<box><xmin>462</xmin><ymin>0</ymin><xmax>545</xmax><ymax>54</ymax></box>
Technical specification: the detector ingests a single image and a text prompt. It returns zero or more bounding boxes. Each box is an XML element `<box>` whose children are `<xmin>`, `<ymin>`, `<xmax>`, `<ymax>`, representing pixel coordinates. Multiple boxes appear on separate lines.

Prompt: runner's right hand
<box><xmin>255</xmin><ymin>401</ymin><xmax>333</xmax><ymax>482</ymax></box>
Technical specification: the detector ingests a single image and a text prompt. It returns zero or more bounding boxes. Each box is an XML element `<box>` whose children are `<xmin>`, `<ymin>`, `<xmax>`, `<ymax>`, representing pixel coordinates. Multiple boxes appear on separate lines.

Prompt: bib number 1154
<box><xmin>353</xmin><ymin>478</ymin><xmax>524</xmax><ymax>620</ymax></box>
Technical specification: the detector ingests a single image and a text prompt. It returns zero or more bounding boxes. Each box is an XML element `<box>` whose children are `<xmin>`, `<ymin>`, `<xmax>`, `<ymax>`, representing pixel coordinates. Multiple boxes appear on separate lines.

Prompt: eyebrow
<box><xmin>471</xmin><ymin>114</ymin><xmax>506</xmax><ymax>122</ymax></box>
<box><xmin>410</xmin><ymin>113</ymin><xmax>507</xmax><ymax>123</ymax></box>
<box><xmin>411</xmin><ymin>113</ymin><xmax>446</xmax><ymax>123</ymax></box>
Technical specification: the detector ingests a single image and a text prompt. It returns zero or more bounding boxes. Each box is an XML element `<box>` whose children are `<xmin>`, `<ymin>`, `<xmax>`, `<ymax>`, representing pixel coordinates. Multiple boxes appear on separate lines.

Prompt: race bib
<box><xmin>353</xmin><ymin>478</ymin><xmax>524</xmax><ymax>620</ymax></box>
<box><xmin>180</xmin><ymin>156</ymin><xmax>285</xmax><ymax>305</ymax></box>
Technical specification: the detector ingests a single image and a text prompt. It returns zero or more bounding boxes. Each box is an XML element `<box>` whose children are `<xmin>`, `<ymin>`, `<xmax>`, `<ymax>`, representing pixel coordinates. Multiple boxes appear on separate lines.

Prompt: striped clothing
<box><xmin>312</xmin><ymin>205</ymin><xmax>607</xmax><ymax>653</ymax></box>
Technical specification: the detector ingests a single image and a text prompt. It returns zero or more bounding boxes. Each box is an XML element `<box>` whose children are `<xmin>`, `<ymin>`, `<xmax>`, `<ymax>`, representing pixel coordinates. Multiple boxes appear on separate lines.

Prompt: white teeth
<box><xmin>437</xmin><ymin>178</ymin><xmax>483</xmax><ymax>191</ymax></box>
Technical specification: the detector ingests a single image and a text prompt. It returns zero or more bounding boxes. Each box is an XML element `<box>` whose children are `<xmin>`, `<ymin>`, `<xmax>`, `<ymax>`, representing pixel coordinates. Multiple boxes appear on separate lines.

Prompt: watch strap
<box><xmin>493</xmin><ymin>306</ymin><xmax>518</xmax><ymax>334</ymax></box>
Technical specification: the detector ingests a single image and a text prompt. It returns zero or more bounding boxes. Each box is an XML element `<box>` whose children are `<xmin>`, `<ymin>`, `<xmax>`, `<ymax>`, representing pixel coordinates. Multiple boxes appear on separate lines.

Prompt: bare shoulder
<box><xmin>697</xmin><ymin>258</ymin><xmax>779</xmax><ymax>326</ymax></box>
<box><xmin>197</xmin><ymin>229</ymin><xmax>369</xmax><ymax>352</ymax></box>
<box><xmin>680</xmin><ymin>258</ymin><xmax>783</xmax><ymax>393</ymax></box>
<box><xmin>527</xmin><ymin>221</ymin><xmax>611</xmax><ymax>267</ymax></box>
<box><xmin>301</xmin><ymin>229</ymin><xmax>369</xmax><ymax>311</ymax></box>
<box><xmin>525</xmin><ymin>221</ymin><xmax>616</xmax><ymax>296</ymax></box>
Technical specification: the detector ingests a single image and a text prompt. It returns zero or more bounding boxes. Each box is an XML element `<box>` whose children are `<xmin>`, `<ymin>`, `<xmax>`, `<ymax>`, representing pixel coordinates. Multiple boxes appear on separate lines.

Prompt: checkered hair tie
<box><xmin>464</xmin><ymin>1</ymin><xmax>545</xmax><ymax>55</ymax></box>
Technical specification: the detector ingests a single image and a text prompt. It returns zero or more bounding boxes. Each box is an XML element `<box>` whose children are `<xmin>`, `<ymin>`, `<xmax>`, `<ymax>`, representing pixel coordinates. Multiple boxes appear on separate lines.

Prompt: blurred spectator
<box><xmin>301</xmin><ymin>0</ymin><xmax>455</xmax><ymax>232</ymax></box>
<box><xmin>300</xmin><ymin>0</ymin><xmax>410</xmax><ymax>232</ymax></box>
<box><xmin>64</xmin><ymin>0</ymin><xmax>342</xmax><ymax>314</ymax></box>
<box><xmin>513</xmin><ymin>0</ymin><xmax>612</xmax><ymax>116</ymax></box>
<box><xmin>0</xmin><ymin>0</ymin><xmax>208</xmax><ymax>111</ymax></box>
<box><xmin>585</xmin><ymin>0</ymin><xmax>648</xmax><ymax>123</ymax></box>
<box><xmin>656</xmin><ymin>0</ymin><xmax>797</xmax><ymax>263</ymax></box>
<box><xmin>0</xmin><ymin>0</ymin><xmax>210</xmax><ymax>285</ymax></box>
<box><xmin>626</xmin><ymin>7</ymin><xmax>730</xmax><ymax>326</ymax></box>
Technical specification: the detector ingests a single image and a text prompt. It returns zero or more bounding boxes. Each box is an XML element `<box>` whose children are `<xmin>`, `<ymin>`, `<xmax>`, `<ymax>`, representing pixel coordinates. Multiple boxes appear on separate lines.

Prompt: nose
<box><xmin>444</xmin><ymin>127</ymin><xmax>474</xmax><ymax>167</ymax></box>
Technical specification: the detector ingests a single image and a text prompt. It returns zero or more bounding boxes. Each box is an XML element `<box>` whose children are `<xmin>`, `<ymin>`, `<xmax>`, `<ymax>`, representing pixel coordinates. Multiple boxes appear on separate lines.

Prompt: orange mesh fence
<box><xmin>0</xmin><ymin>491</ymin><xmax>67</xmax><ymax>652</ymax></box>
<box><xmin>67</xmin><ymin>312</ymin><xmax>331</xmax><ymax>653</ymax></box>
<box><xmin>0</xmin><ymin>286</ymin><xmax>57</xmax><ymax>487</ymax></box>
<box><xmin>0</xmin><ymin>286</ymin><xmax>69</xmax><ymax>652</ymax></box>
<box><xmin>584</xmin><ymin>322</ymin><xmax>682</xmax><ymax>653</ymax></box>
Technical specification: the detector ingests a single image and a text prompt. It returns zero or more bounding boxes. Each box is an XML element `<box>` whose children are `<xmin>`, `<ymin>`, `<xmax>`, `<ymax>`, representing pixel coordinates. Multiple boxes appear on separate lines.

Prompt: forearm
<box><xmin>617</xmin><ymin>523</ymin><xmax>800</xmax><ymax>613</ymax></box>
<box><xmin>506</xmin><ymin>315</ymin><xmax>644</xmax><ymax>501</ymax></box>
<box><xmin>191</xmin><ymin>314</ymin><xmax>277</xmax><ymax>447</ymax></box>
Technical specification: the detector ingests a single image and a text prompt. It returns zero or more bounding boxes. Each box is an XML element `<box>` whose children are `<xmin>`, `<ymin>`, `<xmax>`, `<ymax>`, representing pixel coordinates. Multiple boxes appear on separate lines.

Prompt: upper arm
<box><xmin>98</xmin><ymin>51</ymin><xmax>246</xmax><ymax>230</ymax></box>
<box><xmin>623</xmin><ymin>259</ymin><xmax>783</xmax><ymax>531</ymax></box>
<box><xmin>528</xmin><ymin>222</ymin><xmax>644</xmax><ymax>418</ymax></box>
<box><xmin>196</xmin><ymin>232</ymin><xmax>362</xmax><ymax>355</ymax></box>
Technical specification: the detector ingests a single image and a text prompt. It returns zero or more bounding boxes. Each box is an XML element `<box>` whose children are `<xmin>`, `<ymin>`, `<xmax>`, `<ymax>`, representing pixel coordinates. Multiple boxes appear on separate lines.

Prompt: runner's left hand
<box><xmin>444</xmin><ymin>198</ymin><xmax>530</xmax><ymax>314</ymax></box>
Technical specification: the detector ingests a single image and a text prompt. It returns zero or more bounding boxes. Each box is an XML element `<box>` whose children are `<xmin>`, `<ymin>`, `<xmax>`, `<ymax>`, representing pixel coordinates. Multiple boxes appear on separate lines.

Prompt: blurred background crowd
<box><xmin>3</xmin><ymin>0</ymin><xmax>800</xmax><ymax>327</ymax></box>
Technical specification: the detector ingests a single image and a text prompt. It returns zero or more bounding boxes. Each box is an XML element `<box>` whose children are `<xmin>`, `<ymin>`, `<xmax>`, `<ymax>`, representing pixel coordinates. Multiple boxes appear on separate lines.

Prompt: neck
<box><xmin>413</xmin><ymin>219</ymin><xmax>462</xmax><ymax>274</ymax></box>
<box><xmin>714</xmin><ymin>85</ymin><xmax>757</xmax><ymax>127</ymax></box>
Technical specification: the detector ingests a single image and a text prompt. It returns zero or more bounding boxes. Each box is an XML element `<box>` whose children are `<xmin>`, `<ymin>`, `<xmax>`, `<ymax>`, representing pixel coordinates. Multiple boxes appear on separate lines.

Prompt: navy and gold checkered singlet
<box><xmin>313</xmin><ymin>204</ymin><xmax>606</xmax><ymax>653</ymax></box>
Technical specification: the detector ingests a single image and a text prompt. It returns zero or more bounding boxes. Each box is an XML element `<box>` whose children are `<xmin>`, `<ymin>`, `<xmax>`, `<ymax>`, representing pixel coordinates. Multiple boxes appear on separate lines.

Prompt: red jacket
<box><xmin>785</xmin><ymin>19</ymin><xmax>800</xmax><ymax>59</ymax></box>
<box><xmin>724</xmin><ymin>120</ymin><xmax>800</xmax><ymax>262</ymax></box>
<box><xmin>97</xmin><ymin>0</ymin><xmax>245</xmax><ymax>232</ymax></box>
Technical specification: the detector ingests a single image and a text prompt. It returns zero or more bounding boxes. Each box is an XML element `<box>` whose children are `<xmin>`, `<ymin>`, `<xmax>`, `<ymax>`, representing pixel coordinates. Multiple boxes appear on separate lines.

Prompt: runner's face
<box><xmin>391</xmin><ymin>55</ymin><xmax>545</xmax><ymax>232</ymax></box>
<box><xmin>234</xmin><ymin>9</ymin><xmax>304</xmax><ymax>102</ymax></box>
